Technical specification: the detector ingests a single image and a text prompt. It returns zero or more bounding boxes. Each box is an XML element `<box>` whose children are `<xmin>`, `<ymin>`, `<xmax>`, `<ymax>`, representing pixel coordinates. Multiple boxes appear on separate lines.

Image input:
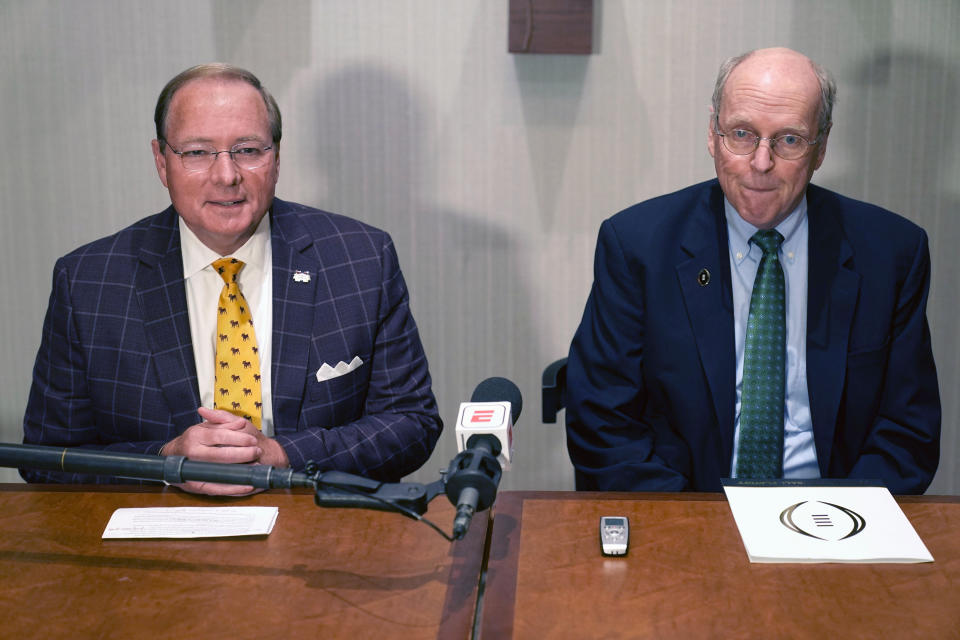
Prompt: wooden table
<box><xmin>0</xmin><ymin>484</ymin><xmax>487</xmax><ymax>639</ymax></box>
<box><xmin>479</xmin><ymin>491</ymin><xmax>960</xmax><ymax>639</ymax></box>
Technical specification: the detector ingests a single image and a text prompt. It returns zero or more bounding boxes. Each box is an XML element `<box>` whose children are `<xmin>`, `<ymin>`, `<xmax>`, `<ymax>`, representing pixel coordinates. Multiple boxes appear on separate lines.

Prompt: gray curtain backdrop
<box><xmin>1</xmin><ymin>0</ymin><xmax>957</xmax><ymax>494</ymax></box>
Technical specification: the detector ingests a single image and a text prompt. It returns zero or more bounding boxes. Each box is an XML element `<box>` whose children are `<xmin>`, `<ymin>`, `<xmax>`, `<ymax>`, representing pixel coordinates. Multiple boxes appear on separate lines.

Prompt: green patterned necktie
<box><xmin>736</xmin><ymin>229</ymin><xmax>785</xmax><ymax>479</ymax></box>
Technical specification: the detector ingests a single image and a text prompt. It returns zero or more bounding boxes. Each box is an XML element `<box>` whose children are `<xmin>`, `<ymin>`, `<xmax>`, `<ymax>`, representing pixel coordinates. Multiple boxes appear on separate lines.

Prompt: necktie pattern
<box><xmin>736</xmin><ymin>229</ymin><xmax>785</xmax><ymax>479</ymax></box>
<box><xmin>212</xmin><ymin>258</ymin><xmax>262</xmax><ymax>429</ymax></box>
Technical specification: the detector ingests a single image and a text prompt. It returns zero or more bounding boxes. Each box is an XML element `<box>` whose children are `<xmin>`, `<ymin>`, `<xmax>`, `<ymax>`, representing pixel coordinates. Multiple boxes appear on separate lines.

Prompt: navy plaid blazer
<box><xmin>22</xmin><ymin>198</ymin><xmax>442</xmax><ymax>483</ymax></box>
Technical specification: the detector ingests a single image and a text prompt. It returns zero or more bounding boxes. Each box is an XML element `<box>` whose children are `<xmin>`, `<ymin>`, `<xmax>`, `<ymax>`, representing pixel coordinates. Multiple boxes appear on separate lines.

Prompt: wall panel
<box><xmin>1</xmin><ymin>1</ymin><xmax>956</xmax><ymax>494</ymax></box>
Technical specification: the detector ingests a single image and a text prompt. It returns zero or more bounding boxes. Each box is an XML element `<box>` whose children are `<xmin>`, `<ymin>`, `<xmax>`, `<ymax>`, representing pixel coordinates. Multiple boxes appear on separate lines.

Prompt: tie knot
<box><xmin>213</xmin><ymin>257</ymin><xmax>245</xmax><ymax>284</ymax></box>
<box><xmin>751</xmin><ymin>229</ymin><xmax>784</xmax><ymax>255</ymax></box>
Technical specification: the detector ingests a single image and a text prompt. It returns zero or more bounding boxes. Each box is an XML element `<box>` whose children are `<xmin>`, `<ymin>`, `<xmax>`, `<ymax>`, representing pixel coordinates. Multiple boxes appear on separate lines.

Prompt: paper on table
<box><xmin>723</xmin><ymin>483</ymin><xmax>933</xmax><ymax>563</ymax></box>
<box><xmin>102</xmin><ymin>507</ymin><xmax>278</xmax><ymax>539</ymax></box>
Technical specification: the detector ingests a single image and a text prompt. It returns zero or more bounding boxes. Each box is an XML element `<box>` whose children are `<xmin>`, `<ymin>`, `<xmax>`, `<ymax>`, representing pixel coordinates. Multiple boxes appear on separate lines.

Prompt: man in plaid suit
<box><xmin>22</xmin><ymin>64</ymin><xmax>441</xmax><ymax>495</ymax></box>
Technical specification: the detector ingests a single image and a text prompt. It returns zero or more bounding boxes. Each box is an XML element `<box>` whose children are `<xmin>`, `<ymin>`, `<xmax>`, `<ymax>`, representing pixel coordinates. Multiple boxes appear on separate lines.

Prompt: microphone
<box><xmin>455</xmin><ymin>376</ymin><xmax>522</xmax><ymax>470</ymax></box>
<box><xmin>446</xmin><ymin>377</ymin><xmax>522</xmax><ymax>539</ymax></box>
<box><xmin>4</xmin><ymin>376</ymin><xmax>526</xmax><ymax>542</ymax></box>
<box><xmin>0</xmin><ymin>443</ymin><xmax>314</xmax><ymax>489</ymax></box>
<box><xmin>1</xmin><ymin>444</ymin><xmax>444</xmax><ymax>512</ymax></box>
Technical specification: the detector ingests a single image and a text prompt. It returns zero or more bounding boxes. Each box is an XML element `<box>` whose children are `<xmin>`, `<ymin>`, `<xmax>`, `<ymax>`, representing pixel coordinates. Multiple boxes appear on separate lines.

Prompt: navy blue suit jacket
<box><xmin>567</xmin><ymin>180</ymin><xmax>940</xmax><ymax>494</ymax></box>
<box><xmin>23</xmin><ymin>198</ymin><xmax>441</xmax><ymax>483</ymax></box>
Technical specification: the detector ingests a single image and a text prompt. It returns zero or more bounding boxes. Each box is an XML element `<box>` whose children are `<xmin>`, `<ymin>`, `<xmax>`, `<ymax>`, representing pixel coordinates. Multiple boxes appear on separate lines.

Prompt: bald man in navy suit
<box><xmin>566</xmin><ymin>48</ymin><xmax>940</xmax><ymax>494</ymax></box>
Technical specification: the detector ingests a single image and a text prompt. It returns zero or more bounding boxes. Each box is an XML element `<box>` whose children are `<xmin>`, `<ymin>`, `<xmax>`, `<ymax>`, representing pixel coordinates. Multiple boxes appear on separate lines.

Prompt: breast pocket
<box><xmin>305</xmin><ymin>360</ymin><xmax>369</xmax><ymax>426</ymax></box>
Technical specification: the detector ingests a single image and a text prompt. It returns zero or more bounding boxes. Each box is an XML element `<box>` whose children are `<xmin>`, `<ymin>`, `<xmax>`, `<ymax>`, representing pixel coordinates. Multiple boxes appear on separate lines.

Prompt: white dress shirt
<box><xmin>180</xmin><ymin>216</ymin><xmax>275</xmax><ymax>436</ymax></box>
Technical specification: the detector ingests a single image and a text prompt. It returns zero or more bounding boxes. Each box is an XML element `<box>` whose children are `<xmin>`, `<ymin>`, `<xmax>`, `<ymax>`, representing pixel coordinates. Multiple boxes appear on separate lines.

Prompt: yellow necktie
<box><xmin>212</xmin><ymin>258</ymin><xmax>262</xmax><ymax>429</ymax></box>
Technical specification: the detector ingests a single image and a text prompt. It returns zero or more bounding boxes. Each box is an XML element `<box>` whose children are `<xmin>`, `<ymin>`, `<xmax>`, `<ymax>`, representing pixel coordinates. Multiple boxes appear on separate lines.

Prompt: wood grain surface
<box><xmin>481</xmin><ymin>491</ymin><xmax>960</xmax><ymax>639</ymax></box>
<box><xmin>0</xmin><ymin>484</ymin><xmax>485</xmax><ymax>639</ymax></box>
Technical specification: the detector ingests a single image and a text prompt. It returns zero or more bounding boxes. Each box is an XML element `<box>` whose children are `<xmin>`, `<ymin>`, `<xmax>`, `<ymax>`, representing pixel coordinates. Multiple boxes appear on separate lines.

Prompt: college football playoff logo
<box><xmin>779</xmin><ymin>501</ymin><xmax>866</xmax><ymax>541</ymax></box>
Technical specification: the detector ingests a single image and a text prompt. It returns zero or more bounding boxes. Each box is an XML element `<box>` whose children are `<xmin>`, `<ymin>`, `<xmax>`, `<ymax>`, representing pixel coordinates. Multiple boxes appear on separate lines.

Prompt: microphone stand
<box><xmin>0</xmin><ymin>443</ymin><xmax>472</xmax><ymax>536</ymax></box>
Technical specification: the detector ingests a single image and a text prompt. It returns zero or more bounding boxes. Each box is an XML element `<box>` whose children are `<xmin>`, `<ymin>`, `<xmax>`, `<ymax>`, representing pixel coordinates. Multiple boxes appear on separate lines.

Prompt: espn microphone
<box><xmin>455</xmin><ymin>376</ymin><xmax>522</xmax><ymax>470</ymax></box>
<box><xmin>447</xmin><ymin>377</ymin><xmax>522</xmax><ymax>539</ymax></box>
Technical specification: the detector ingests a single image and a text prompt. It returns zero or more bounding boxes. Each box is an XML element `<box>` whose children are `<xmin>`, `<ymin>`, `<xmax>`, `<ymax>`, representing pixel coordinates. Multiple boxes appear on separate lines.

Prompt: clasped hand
<box><xmin>160</xmin><ymin>406</ymin><xmax>290</xmax><ymax>496</ymax></box>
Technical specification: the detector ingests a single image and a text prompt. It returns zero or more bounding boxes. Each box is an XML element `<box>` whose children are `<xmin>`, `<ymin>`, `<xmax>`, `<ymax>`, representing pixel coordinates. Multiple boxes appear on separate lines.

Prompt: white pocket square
<box><xmin>316</xmin><ymin>356</ymin><xmax>364</xmax><ymax>382</ymax></box>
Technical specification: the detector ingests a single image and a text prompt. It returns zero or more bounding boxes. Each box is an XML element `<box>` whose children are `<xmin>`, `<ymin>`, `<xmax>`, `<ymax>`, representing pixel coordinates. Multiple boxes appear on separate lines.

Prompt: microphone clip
<box><xmin>443</xmin><ymin>436</ymin><xmax>503</xmax><ymax>518</ymax></box>
<box><xmin>305</xmin><ymin>463</ymin><xmax>445</xmax><ymax>515</ymax></box>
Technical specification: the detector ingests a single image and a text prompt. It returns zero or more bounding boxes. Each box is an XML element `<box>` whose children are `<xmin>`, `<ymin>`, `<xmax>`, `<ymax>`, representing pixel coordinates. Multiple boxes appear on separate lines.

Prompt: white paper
<box><xmin>102</xmin><ymin>506</ymin><xmax>278</xmax><ymax>539</ymax></box>
<box><xmin>723</xmin><ymin>483</ymin><xmax>933</xmax><ymax>563</ymax></box>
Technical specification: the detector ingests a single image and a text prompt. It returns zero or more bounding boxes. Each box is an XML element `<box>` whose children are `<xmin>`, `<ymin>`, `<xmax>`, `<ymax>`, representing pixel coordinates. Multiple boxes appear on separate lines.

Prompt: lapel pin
<box><xmin>697</xmin><ymin>268</ymin><xmax>710</xmax><ymax>287</ymax></box>
<box><xmin>293</xmin><ymin>270</ymin><xmax>311</xmax><ymax>283</ymax></box>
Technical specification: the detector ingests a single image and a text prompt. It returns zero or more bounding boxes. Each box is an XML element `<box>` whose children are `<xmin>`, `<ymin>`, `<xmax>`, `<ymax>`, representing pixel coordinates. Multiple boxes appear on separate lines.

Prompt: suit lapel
<box><xmin>676</xmin><ymin>183</ymin><xmax>737</xmax><ymax>465</ymax></box>
<box><xmin>805</xmin><ymin>187</ymin><xmax>859</xmax><ymax>475</ymax></box>
<box><xmin>268</xmin><ymin>200</ymin><xmax>322</xmax><ymax>432</ymax></box>
<box><xmin>135</xmin><ymin>208</ymin><xmax>201</xmax><ymax>431</ymax></box>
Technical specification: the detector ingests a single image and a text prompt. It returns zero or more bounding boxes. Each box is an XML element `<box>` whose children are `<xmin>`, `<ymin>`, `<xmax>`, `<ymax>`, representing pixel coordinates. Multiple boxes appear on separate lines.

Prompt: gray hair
<box><xmin>711</xmin><ymin>50</ymin><xmax>837</xmax><ymax>136</ymax></box>
<box><xmin>154</xmin><ymin>63</ymin><xmax>282</xmax><ymax>150</ymax></box>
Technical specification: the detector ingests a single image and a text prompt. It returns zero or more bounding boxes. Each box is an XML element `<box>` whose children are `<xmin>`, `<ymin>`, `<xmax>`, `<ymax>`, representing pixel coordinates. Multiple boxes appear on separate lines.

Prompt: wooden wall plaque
<box><xmin>508</xmin><ymin>0</ymin><xmax>594</xmax><ymax>54</ymax></box>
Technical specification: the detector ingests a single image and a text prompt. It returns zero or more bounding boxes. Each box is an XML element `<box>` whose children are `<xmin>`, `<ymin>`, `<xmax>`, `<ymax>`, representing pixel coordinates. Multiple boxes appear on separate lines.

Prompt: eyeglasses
<box><xmin>162</xmin><ymin>140</ymin><xmax>275</xmax><ymax>172</ymax></box>
<box><xmin>713</xmin><ymin>116</ymin><xmax>821</xmax><ymax>161</ymax></box>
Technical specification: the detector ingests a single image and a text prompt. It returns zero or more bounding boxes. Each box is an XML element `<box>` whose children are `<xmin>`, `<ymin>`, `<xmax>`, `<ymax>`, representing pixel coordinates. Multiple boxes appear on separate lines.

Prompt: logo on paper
<box><xmin>779</xmin><ymin>501</ymin><xmax>866</xmax><ymax>541</ymax></box>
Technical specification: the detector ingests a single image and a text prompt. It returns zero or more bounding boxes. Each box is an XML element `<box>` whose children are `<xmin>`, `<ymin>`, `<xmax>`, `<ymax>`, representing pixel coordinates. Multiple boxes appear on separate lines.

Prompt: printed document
<box><xmin>723</xmin><ymin>482</ymin><xmax>932</xmax><ymax>563</ymax></box>
<box><xmin>102</xmin><ymin>506</ymin><xmax>278</xmax><ymax>539</ymax></box>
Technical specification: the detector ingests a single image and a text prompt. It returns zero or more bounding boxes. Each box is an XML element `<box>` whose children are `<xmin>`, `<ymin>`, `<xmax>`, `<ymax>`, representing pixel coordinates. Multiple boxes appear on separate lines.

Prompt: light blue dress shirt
<box><xmin>726</xmin><ymin>198</ymin><xmax>820</xmax><ymax>479</ymax></box>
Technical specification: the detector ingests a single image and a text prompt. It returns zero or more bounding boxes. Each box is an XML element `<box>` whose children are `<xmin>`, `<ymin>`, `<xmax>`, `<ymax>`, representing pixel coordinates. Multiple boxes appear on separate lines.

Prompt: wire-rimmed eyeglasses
<box><xmin>162</xmin><ymin>139</ymin><xmax>275</xmax><ymax>172</ymax></box>
<box><xmin>713</xmin><ymin>115</ymin><xmax>821</xmax><ymax>161</ymax></box>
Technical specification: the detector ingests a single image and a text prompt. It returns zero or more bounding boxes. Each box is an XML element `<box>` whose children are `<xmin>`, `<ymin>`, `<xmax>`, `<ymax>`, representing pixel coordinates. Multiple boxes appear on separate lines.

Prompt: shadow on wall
<box><xmin>299</xmin><ymin>62</ymin><xmax>548</xmax><ymax>487</ymax></box>
<box><xmin>211</xmin><ymin>0</ymin><xmax>311</xmax><ymax>71</ymax></box>
<box><xmin>837</xmin><ymin>49</ymin><xmax>957</xmax><ymax>224</ymax></box>
<box><xmin>512</xmin><ymin>54</ymin><xmax>589</xmax><ymax>231</ymax></box>
<box><xmin>832</xmin><ymin>48</ymin><xmax>959</xmax><ymax>493</ymax></box>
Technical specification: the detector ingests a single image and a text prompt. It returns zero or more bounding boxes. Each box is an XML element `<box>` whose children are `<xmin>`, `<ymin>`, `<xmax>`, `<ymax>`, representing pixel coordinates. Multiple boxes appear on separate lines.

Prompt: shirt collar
<box><xmin>725</xmin><ymin>196</ymin><xmax>806</xmax><ymax>266</ymax></box>
<box><xmin>180</xmin><ymin>213</ymin><xmax>272</xmax><ymax>279</ymax></box>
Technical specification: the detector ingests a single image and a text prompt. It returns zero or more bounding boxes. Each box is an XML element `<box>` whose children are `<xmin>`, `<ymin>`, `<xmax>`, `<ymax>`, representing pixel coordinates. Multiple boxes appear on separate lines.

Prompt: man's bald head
<box><xmin>712</xmin><ymin>47</ymin><xmax>836</xmax><ymax>136</ymax></box>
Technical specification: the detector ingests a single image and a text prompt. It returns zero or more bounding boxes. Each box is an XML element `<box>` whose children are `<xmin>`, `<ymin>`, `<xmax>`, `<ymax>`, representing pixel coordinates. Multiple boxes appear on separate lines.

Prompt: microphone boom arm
<box><xmin>0</xmin><ymin>443</ymin><xmax>446</xmax><ymax>517</ymax></box>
